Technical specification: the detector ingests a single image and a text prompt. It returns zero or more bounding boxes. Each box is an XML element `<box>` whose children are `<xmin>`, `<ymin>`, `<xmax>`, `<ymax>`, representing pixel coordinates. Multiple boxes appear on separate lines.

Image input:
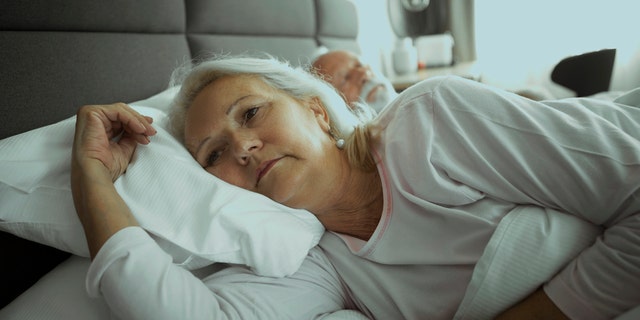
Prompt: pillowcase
<box><xmin>0</xmin><ymin>88</ymin><xmax>325</xmax><ymax>277</ymax></box>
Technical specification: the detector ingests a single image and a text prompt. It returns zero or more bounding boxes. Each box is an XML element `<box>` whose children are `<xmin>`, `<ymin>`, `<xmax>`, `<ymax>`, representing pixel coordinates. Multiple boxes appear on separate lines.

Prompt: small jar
<box><xmin>392</xmin><ymin>37</ymin><xmax>418</xmax><ymax>75</ymax></box>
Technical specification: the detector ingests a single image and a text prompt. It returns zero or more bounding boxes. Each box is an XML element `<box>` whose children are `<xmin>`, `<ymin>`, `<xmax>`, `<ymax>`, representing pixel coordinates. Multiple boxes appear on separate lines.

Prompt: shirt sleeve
<box><xmin>86</xmin><ymin>227</ymin><xmax>347</xmax><ymax>320</ymax></box>
<box><xmin>391</xmin><ymin>76</ymin><xmax>640</xmax><ymax>319</ymax></box>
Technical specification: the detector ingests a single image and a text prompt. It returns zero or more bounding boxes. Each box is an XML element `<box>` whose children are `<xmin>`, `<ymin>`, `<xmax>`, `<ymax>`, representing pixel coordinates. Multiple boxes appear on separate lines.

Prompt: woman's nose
<box><xmin>233</xmin><ymin>135</ymin><xmax>261</xmax><ymax>165</ymax></box>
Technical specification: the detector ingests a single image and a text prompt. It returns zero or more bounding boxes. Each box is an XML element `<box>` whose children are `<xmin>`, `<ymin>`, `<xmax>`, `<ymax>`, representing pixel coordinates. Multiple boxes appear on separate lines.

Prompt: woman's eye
<box><xmin>206</xmin><ymin>150</ymin><xmax>222</xmax><ymax>167</ymax></box>
<box><xmin>242</xmin><ymin>107</ymin><xmax>259</xmax><ymax>125</ymax></box>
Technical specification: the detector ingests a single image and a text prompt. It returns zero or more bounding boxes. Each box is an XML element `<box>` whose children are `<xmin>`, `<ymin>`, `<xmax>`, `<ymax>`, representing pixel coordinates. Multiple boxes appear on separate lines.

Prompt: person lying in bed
<box><xmin>311</xmin><ymin>49</ymin><xmax>397</xmax><ymax>113</ymax></box>
<box><xmin>71</xmin><ymin>55</ymin><xmax>640</xmax><ymax>319</ymax></box>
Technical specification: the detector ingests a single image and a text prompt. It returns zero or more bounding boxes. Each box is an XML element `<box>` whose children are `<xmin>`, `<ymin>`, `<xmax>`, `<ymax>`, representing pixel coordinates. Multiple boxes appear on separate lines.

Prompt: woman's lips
<box><xmin>256</xmin><ymin>157</ymin><xmax>284</xmax><ymax>185</ymax></box>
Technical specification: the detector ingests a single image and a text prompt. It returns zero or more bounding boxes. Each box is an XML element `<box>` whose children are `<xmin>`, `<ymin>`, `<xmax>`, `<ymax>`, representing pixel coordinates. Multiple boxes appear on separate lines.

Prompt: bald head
<box><xmin>312</xmin><ymin>50</ymin><xmax>396</xmax><ymax>112</ymax></box>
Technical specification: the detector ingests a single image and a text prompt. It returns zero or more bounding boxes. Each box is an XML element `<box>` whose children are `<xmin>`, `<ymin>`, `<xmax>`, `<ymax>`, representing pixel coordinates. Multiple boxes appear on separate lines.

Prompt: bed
<box><xmin>2</xmin><ymin>1</ymin><xmax>640</xmax><ymax>319</ymax></box>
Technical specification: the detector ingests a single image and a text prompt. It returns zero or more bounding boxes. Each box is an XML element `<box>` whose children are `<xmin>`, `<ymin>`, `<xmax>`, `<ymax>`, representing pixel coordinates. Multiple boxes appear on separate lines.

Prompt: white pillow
<box><xmin>0</xmin><ymin>88</ymin><xmax>325</xmax><ymax>277</ymax></box>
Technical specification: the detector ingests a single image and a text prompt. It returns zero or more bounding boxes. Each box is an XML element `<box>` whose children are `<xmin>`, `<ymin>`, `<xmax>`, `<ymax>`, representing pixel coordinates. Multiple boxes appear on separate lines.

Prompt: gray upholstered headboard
<box><xmin>0</xmin><ymin>0</ymin><xmax>358</xmax><ymax>308</ymax></box>
<box><xmin>0</xmin><ymin>0</ymin><xmax>359</xmax><ymax>140</ymax></box>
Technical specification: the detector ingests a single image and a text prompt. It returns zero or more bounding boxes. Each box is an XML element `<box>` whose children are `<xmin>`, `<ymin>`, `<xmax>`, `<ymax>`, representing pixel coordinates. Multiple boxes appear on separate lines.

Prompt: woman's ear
<box><xmin>308</xmin><ymin>97</ymin><xmax>331</xmax><ymax>132</ymax></box>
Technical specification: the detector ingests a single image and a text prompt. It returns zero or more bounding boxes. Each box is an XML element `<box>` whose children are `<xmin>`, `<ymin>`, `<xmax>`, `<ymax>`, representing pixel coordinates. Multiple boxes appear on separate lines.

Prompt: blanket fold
<box><xmin>454</xmin><ymin>207</ymin><xmax>601</xmax><ymax>319</ymax></box>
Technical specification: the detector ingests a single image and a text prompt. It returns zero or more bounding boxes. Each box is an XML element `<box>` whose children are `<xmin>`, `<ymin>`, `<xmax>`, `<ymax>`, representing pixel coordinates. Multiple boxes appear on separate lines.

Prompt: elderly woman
<box><xmin>72</xmin><ymin>55</ymin><xmax>639</xmax><ymax>319</ymax></box>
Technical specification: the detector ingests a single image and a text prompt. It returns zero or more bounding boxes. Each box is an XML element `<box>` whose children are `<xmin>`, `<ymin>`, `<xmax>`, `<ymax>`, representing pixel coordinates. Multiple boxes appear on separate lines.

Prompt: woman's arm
<box><xmin>71</xmin><ymin>104</ymin><xmax>348</xmax><ymax>319</ymax></box>
<box><xmin>87</xmin><ymin>229</ymin><xmax>348</xmax><ymax>320</ymax></box>
<box><xmin>71</xmin><ymin>103</ymin><xmax>156</xmax><ymax>258</ymax></box>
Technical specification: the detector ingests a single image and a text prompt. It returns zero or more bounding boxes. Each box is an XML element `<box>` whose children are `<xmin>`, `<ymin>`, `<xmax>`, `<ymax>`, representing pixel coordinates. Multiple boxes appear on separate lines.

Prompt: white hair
<box><xmin>168</xmin><ymin>53</ymin><xmax>364</xmax><ymax>143</ymax></box>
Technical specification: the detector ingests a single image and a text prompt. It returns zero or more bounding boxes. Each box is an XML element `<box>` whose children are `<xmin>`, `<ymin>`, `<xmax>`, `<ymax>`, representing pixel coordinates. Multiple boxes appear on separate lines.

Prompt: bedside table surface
<box><xmin>390</xmin><ymin>61</ymin><xmax>481</xmax><ymax>91</ymax></box>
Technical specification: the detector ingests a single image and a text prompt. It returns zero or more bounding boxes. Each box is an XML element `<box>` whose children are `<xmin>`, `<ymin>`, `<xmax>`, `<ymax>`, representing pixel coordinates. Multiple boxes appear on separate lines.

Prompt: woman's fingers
<box><xmin>130</xmin><ymin>131</ymin><xmax>151</xmax><ymax>145</ymax></box>
<box><xmin>76</xmin><ymin>103</ymin><xmax>157</xmax><ymax>150</ymax></box>
<box><xmin>74</xmin><ymin>103</ymin><xmax>158</xmax><ymax>180</ymax></box>
<box><xmin>98</xmin><ymin>103</ymin><xmax>157</xmax><ymax>138</ymax></box>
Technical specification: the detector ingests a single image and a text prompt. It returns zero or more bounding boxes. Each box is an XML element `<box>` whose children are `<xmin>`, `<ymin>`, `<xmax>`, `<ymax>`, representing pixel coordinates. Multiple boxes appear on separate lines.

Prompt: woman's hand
<box><xmin>496</xmin><ymin>287</ymin><xmax>569</xmax><ymax>320</ymax></box>
<box><xmin>72</xmin><ymin>103</ymin><xmax>157</xmax><ymax>182</ymax></box>
<box><xmin>71</xmin><ymin>103</ymin><xmax>156</xmax><ymax>258</ymax></box>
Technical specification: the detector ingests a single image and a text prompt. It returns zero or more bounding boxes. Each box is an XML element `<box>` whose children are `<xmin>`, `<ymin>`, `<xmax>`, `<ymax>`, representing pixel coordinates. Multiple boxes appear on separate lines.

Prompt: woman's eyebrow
<box><xmin>226</xmin><ymin>95</ymin><xmax>252</xmax><ymax>115</ymax></box>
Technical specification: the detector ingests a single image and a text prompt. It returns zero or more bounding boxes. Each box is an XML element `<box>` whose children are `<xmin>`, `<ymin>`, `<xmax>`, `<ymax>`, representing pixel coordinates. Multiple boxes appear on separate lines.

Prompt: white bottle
<box><xmin>392</xmin><ymin>37</ymin><xmax>418</xmax><ymax>75</ymax></box>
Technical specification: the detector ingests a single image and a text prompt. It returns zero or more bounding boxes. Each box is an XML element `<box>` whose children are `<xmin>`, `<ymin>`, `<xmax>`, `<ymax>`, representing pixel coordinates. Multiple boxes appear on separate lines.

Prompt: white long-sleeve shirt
<box><xmin>87</xmin><ymin>76</ymin><xmax>640</xmax><ymax>319</ymax></box>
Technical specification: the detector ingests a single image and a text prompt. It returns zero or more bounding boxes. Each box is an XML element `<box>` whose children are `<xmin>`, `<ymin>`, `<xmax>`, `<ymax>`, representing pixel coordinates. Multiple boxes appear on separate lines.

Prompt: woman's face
<box><xmin>184</xmin><ymin>75</ymin><xmax>335</xmax><ymax>209</ymax></box>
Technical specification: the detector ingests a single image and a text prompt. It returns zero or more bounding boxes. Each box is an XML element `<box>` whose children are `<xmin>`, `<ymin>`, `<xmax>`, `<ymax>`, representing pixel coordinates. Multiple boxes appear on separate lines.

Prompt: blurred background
<box><xmin>352</xmin><ymin>0</ymin><xmax>639</xmax><ymax>96</ymax></box>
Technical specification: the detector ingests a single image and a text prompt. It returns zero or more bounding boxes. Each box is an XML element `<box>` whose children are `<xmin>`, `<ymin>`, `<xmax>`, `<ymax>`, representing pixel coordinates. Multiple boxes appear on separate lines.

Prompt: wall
<box><xmin>352</xmin><ymin>0</ymin><xmax>639</xmax><ymax>95</ymax></box>
<box><xmin>351</xmin><ymin>0</ymin><xmax>397</xmax><ymax>75</ymax></box>
<box><xmin>351</xmin><ymin>0</ymin><xmax>476</xmax><ymax>77</ymax></box>
<box><xmin>475</xmin><ymin>0</ymin><xmax>640</xmax><ymax>94</ymax></box>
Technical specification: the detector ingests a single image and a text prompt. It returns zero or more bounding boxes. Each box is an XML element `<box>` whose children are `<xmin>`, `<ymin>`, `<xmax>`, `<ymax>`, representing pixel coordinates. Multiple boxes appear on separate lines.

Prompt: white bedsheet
<box><xmin>454</xmin><ymin>207</ymin><xmax>601</xmax><ymax>319</ymax></box>
<box><xmin>455</xmin><ymin>204</ymin><xmax>640</xmax><ymax>319</ymax></box>
<box><xmin>3</xmin><ymin>205</ymin><xmax>640</xmax><ymax>319</ymax></box>
<box><xmin>0</xmin><ymin>256</ymin><xmax>111</xmax><ymax>320</ymax></box>
<box><xmin>0</xmin><ymin>256</ymin><xmax>369</xmax><ymax>320</ymax></box>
